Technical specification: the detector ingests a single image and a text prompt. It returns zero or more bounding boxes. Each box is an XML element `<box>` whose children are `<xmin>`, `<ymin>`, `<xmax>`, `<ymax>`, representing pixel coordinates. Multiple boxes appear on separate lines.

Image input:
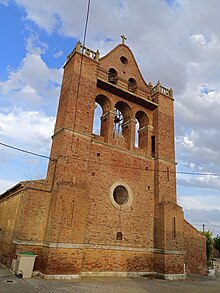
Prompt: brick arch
<box><xmin>92</xmin><ymin>95</ymin><xmax>111</xmax><ymax>138</ymax></box>
<box><xmin>128</xmin><ymin>77</ymin><xmax>137</xmax><ymax>93</ymax></box>
<box><xmin>114</xmin><ymin>101</ymin><xmax>133</xmax><ymax>149</ymax></box>
<box><xmin>114</xmin><ymin>101</ymin><xmax>132</xmax><ymax>124</ymax></box>
<box><xmin>108</xmin><ymin>68</ymin><xmax>118</xmax><ymax>84</ymax></box>
<box><xmin>95</xmin><ymin>94</ymin><xmax>111</xmax><ymax>114</ymax></box>
<box><xmin>135</xmin><ymin>110</ymin><xmax>149</xmax><ymax>151</ymax></box>
<box><xmin>135</xmin><ymin>110</ymin><xmax>149</xmax><ymax>128</ymax></box>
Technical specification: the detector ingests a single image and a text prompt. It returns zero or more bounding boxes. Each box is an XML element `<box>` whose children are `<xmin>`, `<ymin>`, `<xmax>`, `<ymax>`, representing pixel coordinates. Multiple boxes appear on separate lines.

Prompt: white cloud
<box><xmin>54</xmin><ymin>50</ymin><xmax>63</xmax><ymax>58</ymax></box>
<box><xmin>191</xmin><ymin>34</ymin><xmax>207</xmax><ymax>46</ymax></box>
<box><xmin>12</xmin><ymin>0</ymin><xmax>220</xmax><ymax>93</ymax></box>
<box><xmin>181</xmin><ymin>136</ymin><xmax>194</xmax><ymax>149</ymax></box>
<box><xmin>14</xmin><ymin>0</ymin><xmax>61</xmax><ymax>34</ymax></box>
<box><xmin>183</xmin><ymin>208</ymin><xmax>220</xmax><ymax>236</ymax></box>
<box><xmin>25</xmin><ymin>33</ymin><xmax>48</xmax><ymax>55</ymax></box>
<box><xmin>178</xmin><ymin>193</ymin><xmax>220</xmax><ymax>236</ymax></box>
<box><xmin>179</xmin><ymin>194</ymin><xmax>220</xmax><ymax>211</ymax></box>
<box><xmin>177</xmin><ymin>175</ymin><xmax>220</xmax><ymax>191</ymax></box>
<box><xmin>0</xmin><ymin>53</ymin><xmax>62</xmax><ymax>106</ymax></box>
<box><xmin>0</xmin><ymin>107</ymin><xmax>55</xmax><ymax>154</ymax></box>
<box><xmin>3</xmin><ymin>0</ymin><xmax>220</xmax><ymax>192</ymax></box>
<box><xmin>0</xmin><ymin>179</ymin><xmax>17</xmax><ymax>194</ymax></box>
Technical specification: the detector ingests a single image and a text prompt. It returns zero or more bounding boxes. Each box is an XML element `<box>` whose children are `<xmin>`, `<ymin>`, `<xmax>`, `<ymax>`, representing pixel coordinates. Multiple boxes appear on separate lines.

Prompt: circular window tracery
<box><xmin>109</xmin><ymin>182</ymin><xmax>133</xmax><ymax>210</ymax></box>
<box><xmin>113</xmin><ymin>185</ymin><xmax>128</xmax><ymax>205</ymax></box>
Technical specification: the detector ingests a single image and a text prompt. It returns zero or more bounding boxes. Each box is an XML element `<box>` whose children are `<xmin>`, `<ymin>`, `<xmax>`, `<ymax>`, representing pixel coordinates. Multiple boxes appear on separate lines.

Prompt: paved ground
<box><xmin>1</xmin><ymin>260</ymin><xmax>220</xmax><ymax>293</ymax></box>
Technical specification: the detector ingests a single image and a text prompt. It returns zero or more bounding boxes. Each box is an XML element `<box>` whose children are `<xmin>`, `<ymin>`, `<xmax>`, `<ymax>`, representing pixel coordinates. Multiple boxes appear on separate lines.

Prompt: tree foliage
<box><xmin>214</xmin><ymin>235</ymin><xmax>220</xmax><ymax>253</ymax></box>
<box><xmin>201</xmin><ymin>231</ymin><xmax>214</xmax><ymax>260</ymax></box>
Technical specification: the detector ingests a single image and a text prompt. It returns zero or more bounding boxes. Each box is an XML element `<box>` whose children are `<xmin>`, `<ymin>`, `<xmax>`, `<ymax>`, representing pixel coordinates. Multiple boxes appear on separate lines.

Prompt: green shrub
<box><xmin>201</xmin><ymin>231</ymin><xmax>214</xmax><ymax>261</ymax></box>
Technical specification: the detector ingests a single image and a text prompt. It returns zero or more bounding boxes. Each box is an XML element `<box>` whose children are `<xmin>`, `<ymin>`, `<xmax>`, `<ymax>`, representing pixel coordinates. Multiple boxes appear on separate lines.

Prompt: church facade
<box><xmin>0</xmin><ymin>40</ymin><xmax>206</xmax><ymax>279</ymax></box>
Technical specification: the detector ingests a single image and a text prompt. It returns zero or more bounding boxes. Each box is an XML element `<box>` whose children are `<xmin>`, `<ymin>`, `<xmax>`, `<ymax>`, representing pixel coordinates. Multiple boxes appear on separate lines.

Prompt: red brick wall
<box><xmin>0</xmin><ymin>190</ymin><xmax>22</xmax><ymax>265</ymax></box>
<box><xmin>0</xmin><ymin>43</ymin><xmax>206</xmax><ymax>277</ymax></box>
<box><xmin>184</xmin><ymin>220</ymin><xmax>207</xmax><ymax>274</ymax></box>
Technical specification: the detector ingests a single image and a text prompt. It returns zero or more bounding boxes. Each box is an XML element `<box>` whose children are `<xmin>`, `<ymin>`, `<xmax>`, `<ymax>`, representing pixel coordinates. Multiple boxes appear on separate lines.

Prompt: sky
<box><xmin>0</xmin><ymin>0</ymin><xmax>220</xmax><ymax>236</ymax></box>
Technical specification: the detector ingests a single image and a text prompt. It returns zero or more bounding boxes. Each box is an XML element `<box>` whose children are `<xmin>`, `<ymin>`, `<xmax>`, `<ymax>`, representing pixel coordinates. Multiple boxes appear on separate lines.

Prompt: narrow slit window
<box><xmin>173</xmin><ymin>217</ymin><xmax>176</xmax><ymax>238</ymax></box>
<box><xmin>151</xmin><ymin>136</ymin><xmax>155</xmax><ymax>158</ymax></box>
<box><xmin>167</xmin><ymin>167</ymin><xmax>170</xmax><ymax>181</ymax></box>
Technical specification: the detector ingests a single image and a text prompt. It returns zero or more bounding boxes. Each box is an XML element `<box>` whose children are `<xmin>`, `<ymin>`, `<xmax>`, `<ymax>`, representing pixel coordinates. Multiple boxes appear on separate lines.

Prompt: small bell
<box><xmin>114</xmin><ymin>115</ymin><xmax>120</xmax><ymax>123</ymax></box>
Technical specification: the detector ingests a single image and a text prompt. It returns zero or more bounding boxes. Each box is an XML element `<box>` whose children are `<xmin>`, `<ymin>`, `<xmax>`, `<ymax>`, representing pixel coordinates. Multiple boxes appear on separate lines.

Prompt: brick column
<box><xmin>122</xmin><ymin>118</ymin><xmax>136</xmax><ymax>150</ymax></box>
<box><xmin>101</xmin><ymin>110</ymin><xmax>115</xmax><ymax>144</ymax></box>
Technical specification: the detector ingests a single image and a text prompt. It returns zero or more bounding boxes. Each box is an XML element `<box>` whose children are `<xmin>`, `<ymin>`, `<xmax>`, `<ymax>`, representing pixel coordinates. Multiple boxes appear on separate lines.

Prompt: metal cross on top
<box><xmin>121</xmin><ymin>35</ymin><xmax>127</xmax><ymax>44</ymax></box>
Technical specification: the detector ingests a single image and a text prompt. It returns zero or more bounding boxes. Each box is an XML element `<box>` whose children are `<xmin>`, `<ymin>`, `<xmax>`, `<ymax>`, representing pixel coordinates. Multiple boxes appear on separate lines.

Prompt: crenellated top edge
<box><xmin>150</xmin><ymin>81</ymin><xmax>173</xmax><ymax>98</ymax></box>
<box><xmin>67</xmin><ymin>41</ymin><xmax>100</xmax><ymax>62</ymax></box>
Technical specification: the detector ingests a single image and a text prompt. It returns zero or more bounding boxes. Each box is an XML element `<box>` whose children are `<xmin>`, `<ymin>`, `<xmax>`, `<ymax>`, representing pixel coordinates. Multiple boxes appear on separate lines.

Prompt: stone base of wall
<box><xmin>35</xmin><ymin>270</ymin><xmax>186</xmax><ymax>280</ymax></box>
<box><xmin>13</xmin><ymin>241</ymin><xmax>186</xmax><ymax>279</ymax></box>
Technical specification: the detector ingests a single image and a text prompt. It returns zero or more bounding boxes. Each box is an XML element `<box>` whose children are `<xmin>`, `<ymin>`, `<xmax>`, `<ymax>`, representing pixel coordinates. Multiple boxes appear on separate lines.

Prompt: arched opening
<box><xmin>128</xmin><ymin>78</ymin><xmax>137</xmax><ymax>93</ymax></box>
<box><xmin>116</xmin><ymin>232</ymin><xmax>123</xmax><ymax>240</ymax></box>
<box><xmin>135</xmin><ymin>119</ymin><xmax>139</xmax><ymax>147</ymax></box>
<box><xmin>135</xmin><ymin>111</ymin><xmax>149</xmax><ymax>151</ymax></box>
<box><xmin>92</xmin><ymin>103</ymin><xmax>102</xmax><ymax>135</ymax></box>
<box><xmin>92</xmin><ymin>95</ymin><xmax>111</xmax><ymax>139</ymax></box>
<box><xmin>114</xmin><ymin>101</ymin><xmax>132</xmax><ymax>147</ymax></box>
<box><xmin>114</xmin><ymin>108</ymin><xmax>123</xmax><ymax>134</ymax></box>
<box><xmin>108</xmin><ymin>68</ymin><xmax>118</xmax><ymax>84</ymax></box>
